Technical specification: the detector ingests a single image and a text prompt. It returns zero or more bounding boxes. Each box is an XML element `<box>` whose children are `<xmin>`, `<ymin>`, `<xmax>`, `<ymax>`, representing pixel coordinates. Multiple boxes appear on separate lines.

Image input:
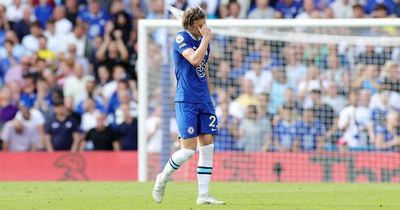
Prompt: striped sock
<box><xmin>197</xmin><ymin>144</ymin><xmax>214</xmax><ymax>198</ymax></box>
<box><xmin>162</xmin><ymin>148</ymin><xmax>195</xmax><ymax>180</ymax></box>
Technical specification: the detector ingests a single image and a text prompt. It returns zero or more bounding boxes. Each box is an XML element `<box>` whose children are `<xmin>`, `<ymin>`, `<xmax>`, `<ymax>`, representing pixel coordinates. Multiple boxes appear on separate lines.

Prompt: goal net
<box><xmin>137</xmin><ymin>19</ymin><xmax>400</xmax><ymax>183</ymax></box>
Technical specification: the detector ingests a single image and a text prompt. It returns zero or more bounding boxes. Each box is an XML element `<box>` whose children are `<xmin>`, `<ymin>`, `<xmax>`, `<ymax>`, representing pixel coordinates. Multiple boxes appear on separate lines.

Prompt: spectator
<box><xmin>44</xmin><ymin>100</ymin><xmax>80</xmax><ymax>152</ymax></box>
<box><xmin>275</xmin><ymin>0</ymin><xmax>302</xmax><ymax>19</ymax></box>
<box><xmin>1</xmin><ymin>119</ymin><xmax>40</xmax><ymax>151</ymax></box>
<box><xmin>369</xmin><ymin>88</ymin><xmax>400</xmax><ymax>111</ymax></box>
<box><xmin>20</xmin><ymin>73</ymin><xmax>37</xmax><ymax>108</ymax></box>
<box><xmin>234</xmin><ymin>78</ymin><xmax>261</xmax><ymax>116</ymax></box>
<box><xmin>258</xmin><ymin>92</ymin><xmax>272</xmax><ymax>120</ymax></box>
<box><xmin>244</xmin><ymin>57</ymin><xmax>273</xmax><ymax>95</ymax></box>
<box><xmin>33</xmin><ymin>77</ymin><xmax>52</xmax><ymax>116</ymax></box>
<box><xmin>353</xmin><ymin>64</ymin><xmax>380</xmax><ymax>94</ymax></box>
<box><xmin>65</xmin><ymin>0</ymin><xmax>79</xmax><ymax>24</ymax></box>
<box><xmin>296</xmin><ymin>0</ymin><xmax>320</xmax><ymax>19</ymax></box>
<box><xmin>272</xmin><ymin>105</ymin><xmax>297</xmax><ymax>151</ymax></box>
<box><xmin>0</xmin><ymin>87</ymin><xmax>18</xmax><ymax>126</ymax></box>
<box><xmin>309</xmin><ymin>89</ymin><xmax>337</xmax><ymax>142</ymax></box>
<box><xmin>298</xmin><ymin>65</ymin><xmax>326</xmax><ymax>104</ymax></box>
<box><xmin>78</xmin><ymin>0</ymin><xmax>109</xmax><ymax>39</ymax></box>
<box><xmin>113</xmin><ymin>88</ymin><xmax>138</xmax><ymax>125</ymax></box>
<box><xmin>75</xmin><ymin>78</ymin><xmax>105</xmax><ymax>115</ymax></box>
<box><xmin>226</xmin><ymin>1</ymin><xmax>242</xmax><ymax>19</ymax></box>
<box><xmin>364</xmin><ymin>0</ymin><xmax>394</xmax><ymax>15</ymax></box>
<box><xmin>62</xmin><ymin>23</ymin><xmax>87</xmax><ymax>57</ymax></box>
<box><xmin>102</xmin><ymin>65</ymin><xmax>127</xmax><ymax>100</ymax></box>
<box><xmin>374</xmin><ymin>111</ymin><xmax>400</xmax><ymax>151</ymax></box>
<box><xmin>13</xmin><ymin>7</ymin><xmax>33</xmax><ymax>41</ymax></box>
<box><xmin>287</xmin><ymin>87</ymin><xmax>304</xmax><ymax>112</ymax></box>
<box><xmin>371</xmin><ymin>90</ymin><xmax>392</xmax><ymax>127</ymax></box>
<box><xmin>0</xmin><ymin>30</ymin><xmax>27</xmax><ymax>61</ymax></box>
<box><xmin>352</xmin><ymin>4</ymin><xmax>365</xmax><ymax>18</ymax></box>
<box><xmin>64</xmin><ymin>43</ymin><xmax>90</xmax><ymax>74</ymax></box>
<box><xmin>380</xmin><ymin>61</ymin><xmax>400</xmax><ymax>93</ymax></box>
<box><xmin>34</xmin><ymin>0</ymin><xmax>53</xmax><ymax>28</ymax></box>
<box><xmin>322</xmin><ymin>82</ymin><xmax>348</xmax><ymax>114</ymax></box>
<box><xmin>15</xmin><ymin>102</ymin><xmax>46</xmax><ymax>150</ymax></box>
<box><xmin>5</xmin><ymin>56</ymin><xmax>30</xmax><ymax>85</ymax></box>
<box><xmin>6</xmin><ymin>0</ymin><xmax>28</xmax><ymax>24</ymax></box>
<box><xmin>330</xmin><ymin>0</ymin><xmax>355</xmax><ymax>18</ymax></box>
<box><xmin>216</xmin><ymin>4</ymin><xmax>229</xmax><ymax>19</ymax></box>
<box><xmin>0</xmin><ymin>40</ymin><xmax>19</xmax><ymax>81</ymax></box>
<box><xmin>215</xmin><ymin>99</ymin><xmax>240</xmax><ymax>151</ymax></box>
<box><xmin>64</xmin><ymin>96</ymin><xmax>81</xmax><ymax>125</ymax></box>
<box><xmin>114</xmin><ymin>103</ymin><xmax>138</xmax><ymax>150</ymax></box>
<box><xmin>373</xmin><ymin>4</ymin><xmax>390</xmax><ymax>18</ymax></box>
<box><xmin>269</xmin><ymin>68</ymin><xmax>292</xmax><ymax>115</ymax></box>
<box><xmin>44</xmin><ymin>19</ymin><xmax>62</xmax><ymax>54</ymax></box>
<box><xmin>112</xmin><ymin>11</ymin><xmax>132</xmax><ymax>44</ymax></box>
<box><xmin>322</xmin><ymin>54</ymin><xmax>345</xmax><ymax>85</ymax></box>
<box><xmin>356</xmin><ymin>45</ymin><xmax>387</xmax><ymax>67</ymax></box>
<box><xmin>126</xmin><ymin>0</ymin><xmax>148</xmax><ymax>19</ymax></box>
<box><xmin>294</xmin><ymin>108</ymin><xmax>325</xmax><ymax>151</ymax></box>
<box><xmin>238</xmin><ymin>105</ymin><xmax>272</xmax><ymax>151</ymax></box>
<box><xmin>338</xmin><ymin>91</ymin><xmax>374</xmax><ymax>151</ymax></box>
<box><xmin>283</xmin><ymin>46</ymin><xmax>307</xmax><ymax>87</ymax></box>
<box><xmin>96</xmin><ymin>29</ymin><xmax>129</xmax><ymax>72</ymax></box>
<box><xmin>248</xmin><ymin>0</ymin><xmax>275</xmax><ymax>19</ymax></box>
<box><xmin>83</xmin><ymin>112</ymin><xmax>120</xmax><ymax>151</ymax></box>
<box><xmin>21</xmin><ymin>21</ymin><xmax>42</xmax><ymax>54</ymax></box>
<box><xmin>146</xmin><ymin>105</ymin><xmax>178</xmax><ymax>153</ymax></box>
<box><xmin>80</xmin><ymin>98</ymin><xmax>100</xmax><ymax>132</ymax></box>
<box><xmin>213</xmin><ymin>60</ymin><xmax>238</xmax><ymax>99</ymax></box>
<box><xmin>146</xmin><ymin>0</ymin><xmax>164</xmax><ymax>19</ymax></box>
<box><xmin>53</xmin><ymin>6</ymin><xmax>73</xmax><ymax>36</ymax></box>
<box><xmin>0</xmin><ymin>5</ymin><xmax>9</xmax><ymax>42</ymax></box>
<box><xmin>37</xmin><ymin>35</ymin><xmax>56</xmax><ymax>62</ymax></box>
<box><xmin>63</xmin><ymin>62</ymin><xmax>93</xmax><ymax>106</ymax></box>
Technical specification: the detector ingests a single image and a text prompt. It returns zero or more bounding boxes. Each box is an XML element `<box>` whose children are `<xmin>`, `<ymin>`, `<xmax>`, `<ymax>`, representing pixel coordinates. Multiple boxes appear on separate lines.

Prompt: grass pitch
<box><xmin>0</xmin><ymin>182</ymin><xmax>399</xmax><ymax>210</ymax></box>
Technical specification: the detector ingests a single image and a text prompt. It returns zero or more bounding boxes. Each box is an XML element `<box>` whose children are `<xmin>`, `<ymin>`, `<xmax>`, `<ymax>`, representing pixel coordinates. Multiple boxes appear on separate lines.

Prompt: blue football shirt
<box><xmin>173</xmin><ymin>30</ymin><xmax>211</xmax><ymax>103</ymax></box>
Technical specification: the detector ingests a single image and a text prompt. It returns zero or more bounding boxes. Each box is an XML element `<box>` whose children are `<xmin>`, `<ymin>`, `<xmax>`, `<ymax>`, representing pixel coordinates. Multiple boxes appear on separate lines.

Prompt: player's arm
<box><xmin>181</xmin><ymin>24</ymin><xmax>212</xmax><ymax>66</ymax></box>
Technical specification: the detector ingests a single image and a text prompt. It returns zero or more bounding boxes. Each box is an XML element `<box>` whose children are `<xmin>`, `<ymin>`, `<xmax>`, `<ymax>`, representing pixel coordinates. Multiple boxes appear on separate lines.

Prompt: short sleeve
<box><xmin>173</xmin><ymin>33</ymin><xmax>192</xmax><ymax>55</ymax></box>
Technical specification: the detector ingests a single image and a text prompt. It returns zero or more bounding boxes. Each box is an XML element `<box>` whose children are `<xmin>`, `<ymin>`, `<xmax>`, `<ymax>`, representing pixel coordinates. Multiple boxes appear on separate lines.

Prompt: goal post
<box><xmin>137</xmin><ymin>19</ymin><xmax>400</xmax><ymax>182</ymax></box>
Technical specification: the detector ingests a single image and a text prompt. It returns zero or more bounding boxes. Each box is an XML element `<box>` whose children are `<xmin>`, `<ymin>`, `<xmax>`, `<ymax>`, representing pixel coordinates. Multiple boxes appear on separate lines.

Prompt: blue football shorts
<box><xmin>175</xmin><ymin>102</ymin><xmax>218</xmax><ymax>139</ymax></box>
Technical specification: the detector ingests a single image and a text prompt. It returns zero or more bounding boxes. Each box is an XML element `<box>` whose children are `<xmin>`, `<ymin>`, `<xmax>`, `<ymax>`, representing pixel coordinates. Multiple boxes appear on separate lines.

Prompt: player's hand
<box><xmin>198</xmin><ymin>24</ymin><xmax>212</xmax><ymax>41</ymax></box>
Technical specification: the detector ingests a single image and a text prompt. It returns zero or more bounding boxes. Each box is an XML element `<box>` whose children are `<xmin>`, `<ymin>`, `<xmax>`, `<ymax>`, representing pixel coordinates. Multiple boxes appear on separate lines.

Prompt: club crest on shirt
<box><xmin>196</xmin><ymin>59</ymin><xmax>206</xmax><ymax>78</ymax></box>
<box><xmin>176</xmin><ymin>35</ymin><xmax>184</xmax><ymax>44</ymax></box>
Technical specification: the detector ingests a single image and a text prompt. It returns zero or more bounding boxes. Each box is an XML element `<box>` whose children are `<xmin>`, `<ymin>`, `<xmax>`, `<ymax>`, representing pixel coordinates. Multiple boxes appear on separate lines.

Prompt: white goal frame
<box><xmin>137</xmin><ymin>18</ymin><xmax>400</xmax><ymax>182</ymax></box>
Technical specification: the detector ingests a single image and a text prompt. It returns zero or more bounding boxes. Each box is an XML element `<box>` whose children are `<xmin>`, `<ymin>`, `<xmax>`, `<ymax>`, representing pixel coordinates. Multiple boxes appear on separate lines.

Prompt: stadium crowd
<box><xmin>0</xmin><ymin>0</ymin><xmax>399</xmax><ymax>152</ymax></box>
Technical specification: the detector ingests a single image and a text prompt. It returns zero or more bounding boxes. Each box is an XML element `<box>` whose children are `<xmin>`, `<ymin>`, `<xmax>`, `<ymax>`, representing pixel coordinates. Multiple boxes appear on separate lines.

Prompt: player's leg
<box><xmin>195</xmin><ymin>103</ymin><xmax>225</xmax><ymax>205</ymax></box>
<box><xmin>152</xmin><ymin>103</ymin><xmax>198</xmax><ymax>203</ymax></box>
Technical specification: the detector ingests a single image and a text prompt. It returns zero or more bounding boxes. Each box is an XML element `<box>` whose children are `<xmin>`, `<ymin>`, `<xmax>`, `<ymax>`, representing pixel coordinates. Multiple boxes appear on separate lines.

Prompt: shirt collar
<box><xmin>185</xmin><ymin>30</ymin><xmax>201</xmax><ymax>41</ymax></box>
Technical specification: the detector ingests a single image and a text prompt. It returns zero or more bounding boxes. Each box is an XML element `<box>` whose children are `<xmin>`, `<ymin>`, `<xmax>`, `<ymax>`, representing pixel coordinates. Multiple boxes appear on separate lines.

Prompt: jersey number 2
<box><xmin>209</xmin><ymin>116</ymin><xmax>216</xmax><ymax>128</ymax></box>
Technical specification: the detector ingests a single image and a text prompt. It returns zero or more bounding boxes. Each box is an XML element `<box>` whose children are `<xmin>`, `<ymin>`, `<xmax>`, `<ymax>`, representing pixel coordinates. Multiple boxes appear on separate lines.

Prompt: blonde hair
<box><xmin>182</xmin><ymin>7</ymin><xmax>205</xmax><ymax>30</ymax></box>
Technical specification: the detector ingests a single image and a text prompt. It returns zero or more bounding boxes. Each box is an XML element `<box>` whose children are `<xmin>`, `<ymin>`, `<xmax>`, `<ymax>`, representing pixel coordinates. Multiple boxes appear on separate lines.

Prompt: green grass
<box><xmin>0</xmin><ymin>182</ymin><xmax>399</xmax><ymax>210</ymax></box>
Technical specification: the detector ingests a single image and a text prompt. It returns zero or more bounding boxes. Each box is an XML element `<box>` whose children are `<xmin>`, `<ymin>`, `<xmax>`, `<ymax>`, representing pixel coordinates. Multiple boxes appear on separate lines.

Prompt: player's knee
<box><xmin>181</xmin><ymin>148</ymin><xmax>195</xmax><ymax>160</ymax></box>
